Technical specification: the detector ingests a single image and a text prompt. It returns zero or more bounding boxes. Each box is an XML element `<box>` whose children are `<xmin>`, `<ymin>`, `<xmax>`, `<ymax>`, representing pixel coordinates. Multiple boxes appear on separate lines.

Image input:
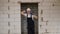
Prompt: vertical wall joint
<box><xmin>8</xmin><ymin>0</ymin><xmax>10</xmax><ymax>3</ymax></box>
<box><xmin>8</xmin><ymin>22</ymin><xmax>10</xmax><ymax>26</ymax></box>
<box><xmin>8</xmin><ymin>29</ymin><xmax>10</xmax><ymax>34</ymax></box>
<box><xmin>41</xmin><ymin>9</ymin><xmax>43</xmax><ymax>15</ymax></box>
<box><xmin>8</xmin><ymin>6</ymin><xmax>10</xmax><ymax>10</ymax></box>
<box><xmin>8</xmin><ymin>14</ymin><xmax>10</xmax><ymax>18</ymax></box>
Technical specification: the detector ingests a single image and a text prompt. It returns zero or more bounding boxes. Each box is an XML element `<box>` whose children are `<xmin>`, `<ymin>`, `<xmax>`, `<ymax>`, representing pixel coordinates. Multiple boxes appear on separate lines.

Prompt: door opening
<box><xmin>21</xmin><ymin>3</ymin><xmax>38</xmax><ymax>34</ymax></box>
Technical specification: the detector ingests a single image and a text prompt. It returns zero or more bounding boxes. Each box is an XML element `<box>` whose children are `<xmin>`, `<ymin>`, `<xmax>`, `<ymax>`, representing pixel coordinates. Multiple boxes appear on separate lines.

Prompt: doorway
<box><xmin>21</xmin><ymin>3</ymin><xmax>38</xmax><ymax>34</ymax></box>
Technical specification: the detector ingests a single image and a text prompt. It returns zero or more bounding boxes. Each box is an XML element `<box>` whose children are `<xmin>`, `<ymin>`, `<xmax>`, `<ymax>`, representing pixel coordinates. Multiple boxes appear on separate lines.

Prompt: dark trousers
<box><xmin>27</xmin><ymin>18</ymin><xmax>35</xmax><ymax>34</ymax></box>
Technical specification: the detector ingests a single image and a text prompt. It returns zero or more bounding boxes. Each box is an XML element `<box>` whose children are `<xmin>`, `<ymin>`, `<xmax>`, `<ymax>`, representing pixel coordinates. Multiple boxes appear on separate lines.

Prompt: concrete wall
<box><xmin>0</xmin><ymin>0</ymin><xmax>21</xmax><ymax>34</ymax></box>
<box><xmin>0</xmin><ymin>0</ymin><xmax>60</xmax><ymax>34</ymax></box>
<box><xmin>39</xmin><ymin>0</ymin><xmax>60</xmax><ymax>34</ymax></box>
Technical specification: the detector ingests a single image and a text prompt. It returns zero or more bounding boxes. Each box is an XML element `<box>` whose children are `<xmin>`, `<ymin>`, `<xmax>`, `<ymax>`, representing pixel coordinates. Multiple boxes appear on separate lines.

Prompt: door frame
<box><xmin>19</xmin><ymin>2</ymin><xmax>41</xmax><ymax>34</ymax></box>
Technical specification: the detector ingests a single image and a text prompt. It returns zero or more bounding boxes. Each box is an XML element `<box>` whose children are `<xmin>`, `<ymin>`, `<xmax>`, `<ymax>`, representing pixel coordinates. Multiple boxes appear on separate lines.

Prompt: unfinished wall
<box><xmin>39</xmin><ymin>0</ymin><xmax>60</xmax><ymax>34</ymax></box>
<box><xmin>0</xmin><ymin>0</ymin><xmax>21</xmax><ymax>34</ymax></box>
<box><xmin>0</xmin><ymin>0</ymin><xmax>60</xmax><ymax>34</ymax></box>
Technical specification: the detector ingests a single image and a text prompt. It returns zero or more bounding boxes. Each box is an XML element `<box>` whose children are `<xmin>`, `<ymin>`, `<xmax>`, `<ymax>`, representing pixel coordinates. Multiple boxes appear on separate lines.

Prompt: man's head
<box><xmin>26</xmin><ymin>8</ymin><xmax>31</xmax><ymax>14</ymax></box>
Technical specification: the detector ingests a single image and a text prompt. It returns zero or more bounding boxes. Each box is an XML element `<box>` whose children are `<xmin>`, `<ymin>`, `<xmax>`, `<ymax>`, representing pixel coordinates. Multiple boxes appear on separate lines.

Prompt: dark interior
<box><xmin>21</xmin><ymin>3</ymin><xmax>38</xmax><ymax>34</ymax></box>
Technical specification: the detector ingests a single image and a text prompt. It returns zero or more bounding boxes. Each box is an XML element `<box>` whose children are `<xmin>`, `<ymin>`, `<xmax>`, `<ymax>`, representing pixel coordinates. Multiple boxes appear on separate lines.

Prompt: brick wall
<box><xmin>0</xmin><ymin>0</ymin><xmax>60</xmax><ymax>34</ymax></box>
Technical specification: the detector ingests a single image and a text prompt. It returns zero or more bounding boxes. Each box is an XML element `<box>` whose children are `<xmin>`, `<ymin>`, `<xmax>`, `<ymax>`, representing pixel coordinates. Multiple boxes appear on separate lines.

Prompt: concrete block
<box><xmin>43</xmin><ymin>0</ymin><xmax>55</xmax><ymax>3</ymax></box>
<box><xmin>0</xmin><ymin>0</ymin><xmax>8</xmax><ymax>3</ymax></box>
<box><xmin>10</xmin><ymin>6</ymin><xmax>20</xmax><ymax>11</ymax></box>
<box><xmin>0</xmin><ymin>6</ymin><xmax>8</xmax><ymax>11</ymax></box>
<box><xmin>40</xmin><ymin>22</ymin><xmax>46</xmax><ymax>26</ymax></box>
<box><xmin>0</xmin><ymin>14</ymin><xmax>8</xmax><ymax>18</ymax></box>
